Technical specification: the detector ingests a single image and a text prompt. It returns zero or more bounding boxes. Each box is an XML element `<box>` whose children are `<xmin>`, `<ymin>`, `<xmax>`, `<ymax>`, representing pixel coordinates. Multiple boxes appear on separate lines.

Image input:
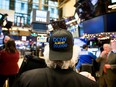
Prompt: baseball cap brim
<box><xmin>49</xmin><ymin>48</ymin><xmax>73</xmax><ymax>61</ymax></box>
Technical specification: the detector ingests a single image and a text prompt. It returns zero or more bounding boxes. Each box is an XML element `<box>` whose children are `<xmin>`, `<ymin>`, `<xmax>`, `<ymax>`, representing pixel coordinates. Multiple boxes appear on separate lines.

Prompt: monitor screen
<box><xmin>36</xmin><ymin>10</ymin><xmax>47</xmax><ymax>22</ymax></box>
<box><xmin>106</xmin><ymin>12</ymin><xmax>116</xmax><ymax>32</ymax></box>
<box><xmin>22</xmin><ymin>36</ymin><xmax>27</xmax><ymax>41</ymax></box>
<box><xmin>31</xmin><ymin>9</ymin><xmax>50</xmax><ymax>24</ymax></box>
<box><xmin>83</xmin><ymin>15</ymin><xmax>105</xmax><ymax>34</ymax></box>
<box><xmin>32</xmin><ymin>23</ymin><xmax>47</xmax><ymax>33</ymax></box>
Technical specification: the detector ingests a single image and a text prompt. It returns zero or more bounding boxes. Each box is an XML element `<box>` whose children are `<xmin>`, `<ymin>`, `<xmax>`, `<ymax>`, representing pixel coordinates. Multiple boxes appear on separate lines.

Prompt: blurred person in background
<box><xmin>3</xmin><ymin>36</ymin><xmax>10</xmax><ymax>44</ymax></box>
<box><xmin>30</xmin><ymin>43</ymin><xmax>36</xmax><ymax>56</ymax></box>
<box><xmin>96</xmin><ymin>43</ymin><xmax>111</xmax><ymax>87</ymax></box>
<box><xmin>76</xmin><ymin>44</ymin><xmax>97</xmax><ymax>72</ymax></box>
<box><xmin>0</xmin><ymin>39</ymin><xmax>20</xmax><ymax>87</ymax></box>
<box><xmin>0</xmin><ymin>35</ymin><xmax>11</xmax><ymax>50</ymax></box>
<box><xmin>103</xmin><ymin>40</ymin><xmax>116</xmax><ymax>87</ymax></box>
<box><xmin>0</xmin><ymin>14</ymin><xmax>8</xmax><ymax>35</ymax></box>
<box><xmin>12</xmin><ymin>29</ymin><xmax>98</xmax><ymax>87</ymax></box>
<box><xmin>0</xmin><ymin>14</ymin><xmax>8</xmax><ymax>26</ymax></box>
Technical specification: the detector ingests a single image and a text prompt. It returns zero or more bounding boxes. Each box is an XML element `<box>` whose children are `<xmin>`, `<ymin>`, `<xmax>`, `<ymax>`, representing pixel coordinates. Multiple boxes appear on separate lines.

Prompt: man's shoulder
<box><xmin>20</xmin><ymin>68</ymin><xmax>48</xmax><ymax>81</ymax></box>
<box><xmin>23</xmin><ymin>68</ymin><xmax>48</xmax><ymax>75</ymax></box>
<box><xmin>18</xmin><ymin>68</ymin><xmax>98</xmax><ymax>87</ymax></box>
<box><xmin>13</xmin><ymin>68</ymin><xmax>49</xmax><ymax>87</ymax></box>
<box><xmin>73</xmin><ymin>73</ymin><xmax>98</xmax><ymax>87</ymax></box>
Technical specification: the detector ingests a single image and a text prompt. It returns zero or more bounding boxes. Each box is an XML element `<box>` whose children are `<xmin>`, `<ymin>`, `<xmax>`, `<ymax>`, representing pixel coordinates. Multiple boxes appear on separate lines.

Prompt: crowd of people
<box><xmin>0</xmin><ymin>29</ymin><xmax>116</xmax><ymax>87</ymax></box>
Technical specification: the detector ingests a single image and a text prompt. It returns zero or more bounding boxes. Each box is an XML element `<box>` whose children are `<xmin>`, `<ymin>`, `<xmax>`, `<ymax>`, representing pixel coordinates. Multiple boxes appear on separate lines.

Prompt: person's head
<box><xmin>4</xmin><ymin>36</ymin><xmax>10</xmax><ymax>44</ymax></box>
<box><xmin>82</xmin><ymin>44</ymin><xmax>88</xmax><ymax>50</ymax></box>
<box><xmin>5</xmin><ymin>39</ymin><xmax>17</xmax><ymax>53</ymax></box>
<box><xmin>44</xmin><ymin>29</ymin><xmax>80</xmax><ymax>69</ymax></box>
<box><xmin>103</xmin><ymin>43</ymin><xmax>111</xmax><ymax>53</ymax></box>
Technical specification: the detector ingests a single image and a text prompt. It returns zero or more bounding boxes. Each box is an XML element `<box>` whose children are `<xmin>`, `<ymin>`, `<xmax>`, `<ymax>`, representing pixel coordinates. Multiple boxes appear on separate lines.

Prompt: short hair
<box><xmin>82</xmin><ymin>44</ymin><xmax>88</xmax><ymax>49</ymax></box>
<box><xmin>103</xmin><ymin>43</ymin><xmax>111</xmax><ymax>48</ymax></box>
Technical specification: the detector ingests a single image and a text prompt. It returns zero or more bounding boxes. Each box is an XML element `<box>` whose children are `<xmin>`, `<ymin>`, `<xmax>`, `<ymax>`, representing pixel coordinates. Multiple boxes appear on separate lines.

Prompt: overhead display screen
<box><xmin>32</xmin><ymin>23</ymin><xmax>47</xmax><ymax>33</ymax></box>
<box><xmin>83</xmin><ymin>15</ymin><xmax>105</xmax><ymax>34</ymax></box>
<box><xmin>30</xmin><ymin>9</ymin><xmax>50</xmax><ymax>24</ymax></box>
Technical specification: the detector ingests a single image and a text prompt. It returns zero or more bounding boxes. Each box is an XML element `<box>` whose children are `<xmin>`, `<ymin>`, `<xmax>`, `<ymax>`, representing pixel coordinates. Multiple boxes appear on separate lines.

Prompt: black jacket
<box><xmin>13</xmin><ymin>68</ymin><xmax>99</xmax><ymax>87</ymax></box>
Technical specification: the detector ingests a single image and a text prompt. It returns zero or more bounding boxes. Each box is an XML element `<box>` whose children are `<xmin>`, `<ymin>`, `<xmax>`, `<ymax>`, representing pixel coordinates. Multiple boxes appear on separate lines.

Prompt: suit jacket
<box><xmin>96</xmin><ymin>54</ymin><xmax>107</xmax><ymax>76</ymax></box>
<box><xmin>106</xmin><ymin>52</ymin><xmax>116</xmax><ymax>80</ymax></box>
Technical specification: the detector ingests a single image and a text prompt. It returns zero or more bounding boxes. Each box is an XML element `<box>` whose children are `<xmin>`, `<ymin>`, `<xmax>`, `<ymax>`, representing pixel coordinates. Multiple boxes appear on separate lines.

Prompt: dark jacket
<box><xmin>106</xmin><ymin>52</ymin><xmax>116</xmax><ymax>80</ymax></box>
<box><xmin>13</xmin><ymin>68</ymin><xmax>99</xmax><ymax>87</ymax></box>
<box><xmin>96</xmin><ymin>54</ymin><xmax>107</xmax><ymax>76</ymax></box>
<box><xmin>18</xmin><ymin>55</ymin><xmax>47</xmax><ymax>76</ymax></box>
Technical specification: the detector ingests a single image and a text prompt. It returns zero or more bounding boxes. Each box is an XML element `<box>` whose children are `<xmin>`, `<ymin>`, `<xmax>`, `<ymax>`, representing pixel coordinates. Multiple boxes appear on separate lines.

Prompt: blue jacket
<box><xmin>76</xmin><ymin>49</ymin><xmax>97</xmax><ymax>70</ymax></box>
